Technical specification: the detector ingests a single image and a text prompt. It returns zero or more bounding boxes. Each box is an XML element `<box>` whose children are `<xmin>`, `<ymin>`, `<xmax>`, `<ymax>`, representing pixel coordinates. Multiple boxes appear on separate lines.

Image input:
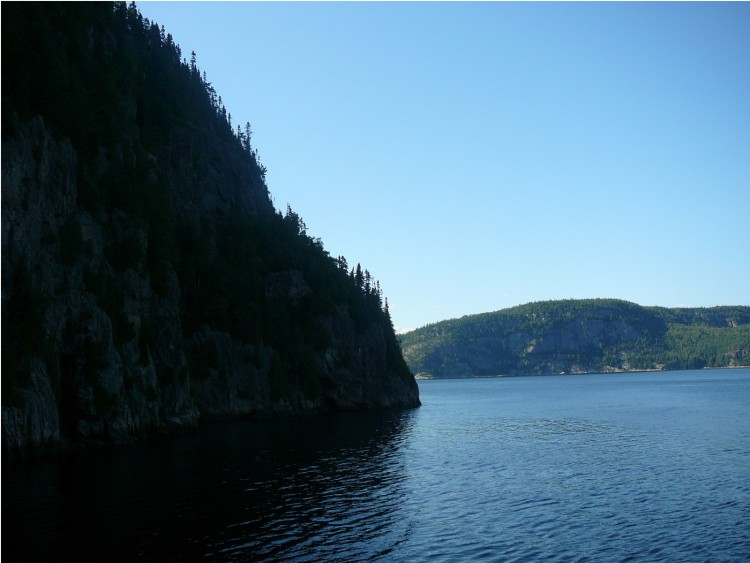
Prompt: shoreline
<box><xmin>414</xmin><ymin>365</ymin><xmax>750</xmax><ymax>381</ymax></box>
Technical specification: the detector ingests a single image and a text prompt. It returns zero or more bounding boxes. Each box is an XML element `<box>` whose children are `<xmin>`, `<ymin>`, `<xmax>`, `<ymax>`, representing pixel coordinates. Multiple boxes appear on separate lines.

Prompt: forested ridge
<box><xmin>399</xmin><ymin>299</ymin><xmax>750</xmax><ymax>378</ymax></box>
<box><xmin>2</xmin><ymin>2</ymin><xmax>418</xmax><ymax>458</ymax></box>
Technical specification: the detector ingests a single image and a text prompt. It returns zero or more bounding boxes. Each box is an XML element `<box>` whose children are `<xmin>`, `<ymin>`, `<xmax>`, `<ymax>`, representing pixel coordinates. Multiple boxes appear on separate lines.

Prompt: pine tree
<box><xmin>364</xmin><ymin>269</ymin><xmax>372</xmax><ymax>295</ymax></box>
<box><xmin>384</xmin><ymin>298</ymin><xmax>394</xmax><ymax>329</ymax></box>
<box><xmin>337</xmin><ymin>255</ymin><xmax>348</xmax><ymax>272</ymax></box>
<box><xmin>284</xmin><ymin>205</ymin><xmax>307</xmax><ymax>236</ymax></box>
<box><xmin>244</xmin><ymin>122</ymin><xmax>252</xmax><ymax>152</ymax></box>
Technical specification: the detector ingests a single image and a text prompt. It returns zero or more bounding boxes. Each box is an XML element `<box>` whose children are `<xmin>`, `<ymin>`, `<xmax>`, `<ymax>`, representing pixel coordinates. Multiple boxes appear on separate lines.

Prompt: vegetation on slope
<box><xmin>2</xmin><ymin>2</ymin><xmax>417</xmax><ymax>456</ymax></box>
<box><xmin>399</xmin><ymin>299</ymin><xmax>750</xmax><ymax>378</ymax></box>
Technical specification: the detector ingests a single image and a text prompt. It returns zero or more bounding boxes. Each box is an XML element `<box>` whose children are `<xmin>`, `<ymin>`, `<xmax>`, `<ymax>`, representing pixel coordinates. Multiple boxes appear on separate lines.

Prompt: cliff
<box><xmin>2</xmin><ymin>3</ymin><xmax>419</xmax><ymax>460</ymax></box>
<box><xmin>400</xmin><ymin>299</ymin><xmax>750</xmax><ymax>378</ymax></box>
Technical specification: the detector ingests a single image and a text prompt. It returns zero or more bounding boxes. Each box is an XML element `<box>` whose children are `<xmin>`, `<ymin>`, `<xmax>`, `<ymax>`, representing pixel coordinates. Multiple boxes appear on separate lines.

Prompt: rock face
<box><xmin>400</xmin><ymin>299</ymin><xmax>750</xmax><ymax>378</ymax></box>
<box><xmin>1</xmin><ymin>4</ymin><xmax>419</xmax><ymax>461</ymax></box>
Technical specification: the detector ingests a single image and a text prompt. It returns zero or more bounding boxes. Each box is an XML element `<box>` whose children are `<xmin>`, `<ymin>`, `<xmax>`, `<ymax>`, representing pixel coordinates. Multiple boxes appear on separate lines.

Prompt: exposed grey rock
<box><xmin>402</xmin><ymin>300</ymin><xmax>750</xmax><ymax>378</ymax></box>
<box><xmin>1</xmin><ymin>360</ymin><xmax>60</xmax><ymax>458</ymax></box>
<box><xmin>2</xmin><ymin>115</ymin><xmax>419</xmax><ymax>460</ymax></box>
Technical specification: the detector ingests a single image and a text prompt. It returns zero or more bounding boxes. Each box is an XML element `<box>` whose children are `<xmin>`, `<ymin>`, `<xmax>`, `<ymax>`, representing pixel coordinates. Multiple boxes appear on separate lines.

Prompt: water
<box><xmin>3</xmin><ymin>369</ymin><xmax>750</xmax><ymax>561</ymax></box>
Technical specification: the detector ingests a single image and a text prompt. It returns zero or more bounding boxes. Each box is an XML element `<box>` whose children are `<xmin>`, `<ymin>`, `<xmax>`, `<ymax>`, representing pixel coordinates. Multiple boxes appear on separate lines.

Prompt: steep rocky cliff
<box><xmin>2</xmin><ymin>3</ymin><xmax>419</xmax><ymax>460</ymax></box>
<box><xmin>400</xmin><ymin>299</ymin><xmax>750</xmax><ymax>378</ymax></box>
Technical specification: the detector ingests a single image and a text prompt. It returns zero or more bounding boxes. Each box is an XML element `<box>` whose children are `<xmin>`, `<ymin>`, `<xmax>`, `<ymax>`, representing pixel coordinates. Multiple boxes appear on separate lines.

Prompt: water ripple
<box><xmin>4</xmin><ymin>370</ymin><xmax>750</xmax><ymax>561</ymax></box>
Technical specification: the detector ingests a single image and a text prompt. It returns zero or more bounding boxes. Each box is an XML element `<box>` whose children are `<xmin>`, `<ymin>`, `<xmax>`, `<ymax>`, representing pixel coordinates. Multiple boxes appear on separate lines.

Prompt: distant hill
<box><xmin>399</xmin><ymin>299</ymin><xmax>750</xmax><ymax>378</ymax></box>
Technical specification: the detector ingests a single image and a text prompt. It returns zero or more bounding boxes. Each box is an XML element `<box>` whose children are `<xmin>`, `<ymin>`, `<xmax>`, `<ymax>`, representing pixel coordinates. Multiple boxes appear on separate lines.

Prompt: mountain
<box><xmin>399</xmin><ymin>299</ymin><xmax>750</xmax><ymax>378</ymax></box>
<box><xmin>1</xmin><ymin>2</ymin><xmax>419</xmax><ymax>459</ymax></box>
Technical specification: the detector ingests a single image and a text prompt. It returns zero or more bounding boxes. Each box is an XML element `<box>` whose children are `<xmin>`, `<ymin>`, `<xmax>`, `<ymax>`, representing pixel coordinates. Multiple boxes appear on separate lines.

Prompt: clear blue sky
<box><xmin>140</xmin><ymin>2</ymin><xmax>750</xmax><ymax>332</ymax></box>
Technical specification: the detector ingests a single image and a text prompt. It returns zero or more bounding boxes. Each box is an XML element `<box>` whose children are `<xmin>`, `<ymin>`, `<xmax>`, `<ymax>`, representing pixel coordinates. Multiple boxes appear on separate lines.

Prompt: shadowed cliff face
<box><xmin>1</xmin><ymin>3</ymin><xmax>418</xmax><ymax>460</ymax></box>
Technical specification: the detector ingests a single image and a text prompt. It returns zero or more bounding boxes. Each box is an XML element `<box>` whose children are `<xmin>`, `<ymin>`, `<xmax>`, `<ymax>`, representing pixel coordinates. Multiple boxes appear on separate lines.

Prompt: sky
<box><xmin>140</xmin><ymin>2</ymin><xmax>750</xmax><ymax>333</ymax></box>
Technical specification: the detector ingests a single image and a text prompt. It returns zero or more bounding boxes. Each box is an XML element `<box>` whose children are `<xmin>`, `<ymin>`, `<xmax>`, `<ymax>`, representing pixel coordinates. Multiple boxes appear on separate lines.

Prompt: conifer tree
<box><xmin>364</xmin><ymin>269</ymin><xmax>372</xmax><ymax>295</ymax></box>
<box><xmin>244</xmin><ymin>122</ymin><xmax>252</xmax><ymax>152</ymax></box>
<box><xmin>384</xmin><ymin>298</ymin><xmax>394</xmax><ymax>330</ymax></box>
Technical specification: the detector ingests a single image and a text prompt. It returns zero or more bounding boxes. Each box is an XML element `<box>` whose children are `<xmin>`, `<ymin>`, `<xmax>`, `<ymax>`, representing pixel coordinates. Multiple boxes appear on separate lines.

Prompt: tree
<box><xmin>284</xmin><ymin>205</ymin><xmax>307</xmax><ymax>236</ymax></box>
<box><xmin>364</xmin><ymin>269</ymin><xmax>372</xmax><ymax>295</ymax></box>
<box><xmin>384</xmin><ymin>298</ymin><xmax>395</xmax><ymax>330</ymax></box>
<box><xmin>244</xmin><ymin>122</ymin><xmax>252</xmax><ymax>152</ymax></box>
<box><xmin>337</xmin><ymin>255</ymin><xmax>348</xmax><ymax>272</ymax></box>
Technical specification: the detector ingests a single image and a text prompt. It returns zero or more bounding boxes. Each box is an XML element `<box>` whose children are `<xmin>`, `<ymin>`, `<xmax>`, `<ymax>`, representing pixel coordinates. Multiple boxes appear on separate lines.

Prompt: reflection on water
<box><xmin>3</xmin><ymin>369</ymin><xmax>750</xmax><ymax>561</ymax></box>
<box><xmin>204</xmin><ymin>413</ymin><xmax>418</xmax><ymax>561</ymax></box>
<box><xmin>3</xmin><ymin>411</ymin><xmax>417</xmax><ymax>561</ymax></box>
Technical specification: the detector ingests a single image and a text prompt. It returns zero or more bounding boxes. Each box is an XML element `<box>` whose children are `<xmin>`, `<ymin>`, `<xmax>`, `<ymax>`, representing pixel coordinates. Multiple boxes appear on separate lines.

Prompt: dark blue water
<box><xmin>3</xmin><ymin>369</ymin><xmax>750</xmax><ymax>561</ymax></box>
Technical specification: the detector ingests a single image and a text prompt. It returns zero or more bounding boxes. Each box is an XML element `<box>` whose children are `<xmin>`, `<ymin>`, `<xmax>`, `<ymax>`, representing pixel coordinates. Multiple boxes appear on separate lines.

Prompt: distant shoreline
<box><xmin>414</xmin><ymin>365</ymin><xmax>750</xmax><ymax>381</ymax></box>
